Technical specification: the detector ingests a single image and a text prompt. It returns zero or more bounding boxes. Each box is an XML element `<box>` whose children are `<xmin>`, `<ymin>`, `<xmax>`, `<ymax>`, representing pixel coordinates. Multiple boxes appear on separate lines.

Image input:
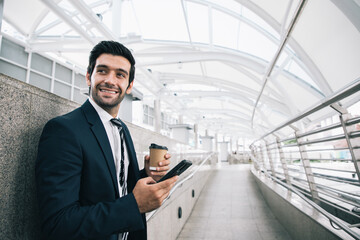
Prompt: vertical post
<box><xmin>26</xmin><ymin>51</ymin><xmax>32</xmax><ymax>84</ymax></box>
<box><xmin>236</xmin><ymin>138</ymin><xmax>239</xmax><ymax>153</ymax></box>
<box><xmin>0</xmin><ymin>0</ymin><xmax>3</xmax><ymax>49</ymax></box>
<box><xmin>258</xmin><ymin>144</ymin><xmax>266</xmax><ymax>170</ymax></box>
<box><xmin>154</xmin><ymin>99</ymin><xmax>161</xmax><ymax>133</ymax></box>
<box><xmin>215</xmin><ymin>133</ymin><xmax>219</xmax><ymax>163</ymax></box>
<box><xmin>250</xmin><ymin>145</ymin><xmax>260</xmax><ymax>171</ymax></box>
<box><xmin>112</xmin><ymin>0</ymin><xmax>122</xmax><ymax>38</ymax></box>
<box><xmin>331</xmin><ymin>103</ymin><xmax>360</xmax><ymax>182</ymax></box>
<box><xmin>194</xmin><ymin>123</ymin><xmax>199</xmax><ymax>149</ymax></box>
<box><xmin>265</xmin><ymin>140</ymin><xmax>276</xmax><ymax>177</ymax></box>
<box><xmin>214</xmin><ymin>133</ymin><xmax>218</xmax><ymax>152</ymax></box>
<box><xmin>71</xmin><ymin>68</ymin><xmax>75</xmax><ymax>101</ymax></box>
<box><xmin>340</xmin><ymin>114</ymin><xmax>360</xmax><ymax>182</ymax></box>
<box><xmin>295</xmin><ymin>130</ymin><xmax>319</xmax><ymax>202</ymax></box>
<box><xmin>275</xmin><ymin>136</ymin><xmax>291</xmax><ymax>184</ymax></box>
<box><xmin>51</xmin><ymin>61</ymin><xmax>56</xmax><ymax>93</ymax></box>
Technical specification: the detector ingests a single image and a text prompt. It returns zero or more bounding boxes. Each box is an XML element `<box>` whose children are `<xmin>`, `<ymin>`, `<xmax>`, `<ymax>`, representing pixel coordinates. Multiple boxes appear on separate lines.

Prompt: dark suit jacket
<box><xmin>36</xmin><ymin>100</ymin><xmax>147</xmax><ymax>240</ymax></box>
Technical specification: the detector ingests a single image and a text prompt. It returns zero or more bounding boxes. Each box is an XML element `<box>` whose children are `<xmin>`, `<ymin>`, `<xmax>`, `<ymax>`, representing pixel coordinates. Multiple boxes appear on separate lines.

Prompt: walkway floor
<box><xmin>176</xmin><ymin>164</ymin><xmax>293</xmax><ymax>240</ymax></box>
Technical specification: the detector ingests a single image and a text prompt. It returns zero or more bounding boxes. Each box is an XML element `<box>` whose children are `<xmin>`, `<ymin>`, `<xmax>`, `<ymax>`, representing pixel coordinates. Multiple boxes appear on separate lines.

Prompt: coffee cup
<box><xmin>149</xmin><ymin>143</ymin><xmax>168</xmax><ymax>171</ymax></box>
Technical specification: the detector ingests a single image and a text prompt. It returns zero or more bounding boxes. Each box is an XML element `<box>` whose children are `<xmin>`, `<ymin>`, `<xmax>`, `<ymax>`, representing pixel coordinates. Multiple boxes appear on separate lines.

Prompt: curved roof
<box><xmin>2</xmin><ymin>0</ymin><xmax>360</xmax><ymax>140</ymax></box>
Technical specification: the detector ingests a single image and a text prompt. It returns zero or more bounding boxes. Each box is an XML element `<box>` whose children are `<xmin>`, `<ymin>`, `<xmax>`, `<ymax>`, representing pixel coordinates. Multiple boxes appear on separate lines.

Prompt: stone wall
<box><xmin>0</xmin><ymin>74</ymin><xmax>207</xmax><ymax>239</ymax></box>
<box><xmin>0</xmin><ymin>74</ymin><xmax>79</xmax><ymax>239</ymax></box>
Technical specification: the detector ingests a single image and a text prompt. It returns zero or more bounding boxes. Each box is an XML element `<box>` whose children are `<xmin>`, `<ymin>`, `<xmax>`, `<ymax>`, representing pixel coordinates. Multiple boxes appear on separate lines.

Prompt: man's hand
<box><xmin>132</xmin><ymin>176</ymin><xmax>178</xmax><ymax>213</ymax></box>
<box><xmin>144</xmin><ymin>154</ymin><xmax>171</xmax><ymax>182</ymax></box>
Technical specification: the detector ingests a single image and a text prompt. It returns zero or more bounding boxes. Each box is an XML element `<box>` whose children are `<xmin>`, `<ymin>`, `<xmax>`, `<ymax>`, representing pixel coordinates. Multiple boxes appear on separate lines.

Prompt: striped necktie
<box><xmin>110</xmin><ymin>118</ymin><xmax>127</xmax><ymax>197</ymax></box>
<box><xmin>110</xmin><ymin>118</ymin><xmax>129</xmax><ymax>240</ymax></box>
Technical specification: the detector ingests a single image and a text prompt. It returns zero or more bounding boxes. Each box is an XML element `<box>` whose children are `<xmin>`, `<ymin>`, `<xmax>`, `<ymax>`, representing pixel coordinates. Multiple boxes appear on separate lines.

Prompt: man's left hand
<box><xmin>144</xmin><ymin>153</ymin><xmax>171</xmax><ymax>182</ymax></box>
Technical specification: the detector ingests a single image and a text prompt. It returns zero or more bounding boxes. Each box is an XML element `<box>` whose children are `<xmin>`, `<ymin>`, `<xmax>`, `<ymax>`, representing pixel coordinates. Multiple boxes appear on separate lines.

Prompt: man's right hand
<box><xmin>132</xmin><ymin>176</ymin><xmax>178</xmax><ymax>213</ymax></box>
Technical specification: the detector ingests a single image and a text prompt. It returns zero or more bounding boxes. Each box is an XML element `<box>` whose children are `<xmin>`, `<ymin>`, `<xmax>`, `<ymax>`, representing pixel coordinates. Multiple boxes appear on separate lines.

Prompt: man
<box><xmin>35</xmin><ymin>41</ymin><xmax>177</xmax><ymax>240</ymax></box>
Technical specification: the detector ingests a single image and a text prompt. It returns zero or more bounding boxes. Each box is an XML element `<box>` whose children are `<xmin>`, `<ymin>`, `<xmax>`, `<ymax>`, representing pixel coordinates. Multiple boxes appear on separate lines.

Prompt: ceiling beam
<box><xmin>251</xmin><ymin>0</ymin><xmax>308</xmax><ymax>127</ymax></box>
<box><xmin>69</xmin><ymin>0</ymin><xmax>117</xmax><ymax>40</ymax></box>
<box><xmin>178</xmin><ymin>105</ymin><xmax>252</xmax><ymax>121</ymax></box>
<box><xmin>158</xmin><ymin>74</ymin><xmax>292</xmax><ymax>115</ymax></box>
<box><xmin>134</xmin><ymin>51</ymin><xmax>266</xmax><ymax>73</ymax></box>
<box><xmin>40</xmin><ymin>0</ymin><xmax>97</xmax><ymax>45</ymax></box>
<box><xmin>160</xmin><ymin>72</ymin><xmax>282</xmax><ymax>101</ymax></box>
<box><xmin>234</xmin><ymin>0</ymin><xmax>333</xmax><ymax>96</ymax></box>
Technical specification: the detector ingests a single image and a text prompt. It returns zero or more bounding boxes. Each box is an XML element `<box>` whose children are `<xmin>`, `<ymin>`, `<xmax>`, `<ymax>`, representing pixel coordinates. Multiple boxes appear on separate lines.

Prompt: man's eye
<box><xmin>117</xmin><ymin>73</ymin><xmax>125</xmax><ymax>78</ymax></box>
<box><xmin>97</xmin><ymin>69</ymin><xmax>106</xmax><ymax>73</ymax></box>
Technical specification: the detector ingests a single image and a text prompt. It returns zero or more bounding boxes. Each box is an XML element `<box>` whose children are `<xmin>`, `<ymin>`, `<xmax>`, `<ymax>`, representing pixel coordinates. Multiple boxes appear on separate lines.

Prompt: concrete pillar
<box><xmin>194</xmin><ymin>123</ymin><xmax>199</xmax><ymax>149</ymax></box>
<box><xmin>178</xmin><ymin>115</ymin><xmax>183</xmax><ymax>124</ymax></box>
<box><xmin>236</xmin><ymin>138</ymin><xmax>239</xmax><ymax>153</ymax></box>
<box><xmin>170</xmin><ymin>124</ymin><xmax>192</xmax><ymax>145</ymax></box>
<box><xmin>215</xmin><ymin>133</ymin><xmax>218</xmax><ymax>152</ymax></box>
<box><xmin>243</xmin><ymin>138</ymin><xmax>246</xmax><ymax>154</ymax></box>
<box><xmin>201</xmin><ymin>135</ymin><xmax>213</xmax><ymax>152</ymax></box>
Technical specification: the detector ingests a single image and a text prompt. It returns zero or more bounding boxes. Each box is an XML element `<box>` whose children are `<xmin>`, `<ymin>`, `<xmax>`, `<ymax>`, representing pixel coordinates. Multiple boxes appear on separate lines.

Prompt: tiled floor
<box><xmin>176</xmin><ymin>164</ymin><xmax>293</xmax><ymax>240</ymax></box>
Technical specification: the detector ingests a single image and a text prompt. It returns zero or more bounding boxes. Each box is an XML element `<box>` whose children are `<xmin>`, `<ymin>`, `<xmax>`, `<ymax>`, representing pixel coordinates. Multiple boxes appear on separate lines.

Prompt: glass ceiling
<box><xmin>2</xmin><ymin>0</ymin><xmax>360</xmax><ymax>141</ymax></box>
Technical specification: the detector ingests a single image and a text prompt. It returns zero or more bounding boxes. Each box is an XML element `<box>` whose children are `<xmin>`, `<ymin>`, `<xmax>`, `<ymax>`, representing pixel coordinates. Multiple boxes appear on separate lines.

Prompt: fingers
<box><xmin>158</xmin><ymin>159</ymin><xmax>170</xmax><ymax>167</ymax></box>
<box><xmin>157</xmin><ymin>175</ymin><xmax>178</xmax><ymax>189</ymax></box>
<box><xmin>143</xmin><ymin>176</ymin><xmax>156</xmax><ymax>185</ymax></box>
<box><xmin>133</xmin><ymin>176</ymin><xmax>178</xmax><ymax>213</ymax></box>
<box><xmin>155</xmin><ymin>176</ymin><xmax>178</xmax><ymax>201</ymax></box>
<box><xmin>150</xmin><ymin>159</ymin><xmax>170</xmax><ymax>175</ymax></box>
<box><xmin>152</xmin><ymin>159</ymin><xmax>170</xmax><ymax>172</ymax></box>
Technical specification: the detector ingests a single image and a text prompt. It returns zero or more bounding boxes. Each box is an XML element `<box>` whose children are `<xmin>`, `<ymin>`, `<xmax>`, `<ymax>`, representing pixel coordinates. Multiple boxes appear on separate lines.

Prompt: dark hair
<box><xmin>87</xmin><ymin>41</ymin><xmax>136</xmax><ymax>84</ymax></box>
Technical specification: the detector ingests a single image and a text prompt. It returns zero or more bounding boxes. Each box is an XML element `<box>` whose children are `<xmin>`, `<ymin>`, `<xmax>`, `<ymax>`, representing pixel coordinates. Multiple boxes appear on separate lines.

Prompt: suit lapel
<box><xmin>81</xmin><ymin>100</ymin><xmax>120</xmax><ymax>197</ymax></box>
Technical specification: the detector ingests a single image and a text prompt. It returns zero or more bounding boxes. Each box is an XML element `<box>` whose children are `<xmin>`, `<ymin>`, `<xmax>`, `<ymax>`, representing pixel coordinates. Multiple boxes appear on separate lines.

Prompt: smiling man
<box><xmin>35</xmin><ymin>41</ymin><xmax>178</xmax><ymax>240</ymax></box>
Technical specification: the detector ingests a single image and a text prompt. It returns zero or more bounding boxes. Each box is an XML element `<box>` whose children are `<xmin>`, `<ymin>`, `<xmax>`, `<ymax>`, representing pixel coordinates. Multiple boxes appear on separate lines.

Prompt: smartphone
<box><xmin>157</xmin><ymin>159</ymin><xmax>192</xmax><ymax>183</ymax></box>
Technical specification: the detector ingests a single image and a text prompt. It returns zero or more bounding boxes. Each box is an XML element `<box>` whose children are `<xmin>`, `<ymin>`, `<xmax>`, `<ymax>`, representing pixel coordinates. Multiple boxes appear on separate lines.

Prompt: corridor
<box><xmin>177</xmin><ymin>164</ymin><xmax>293</xmax><ymax>240</ymax></box>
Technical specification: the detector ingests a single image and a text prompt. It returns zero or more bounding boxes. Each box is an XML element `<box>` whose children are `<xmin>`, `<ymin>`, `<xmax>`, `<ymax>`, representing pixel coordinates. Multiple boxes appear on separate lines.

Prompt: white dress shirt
<box><xmin>88</xmin><ymin>98</ymin><xmax>129</xmax><ymax>197</ymax></box>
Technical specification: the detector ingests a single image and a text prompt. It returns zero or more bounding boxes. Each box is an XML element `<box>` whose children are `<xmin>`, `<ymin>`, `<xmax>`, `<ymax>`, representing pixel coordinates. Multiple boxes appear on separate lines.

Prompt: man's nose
<box><xmin>104</xmin><ymin>71</ymin><xmax>117</xmax><ymax>84</ymax></box>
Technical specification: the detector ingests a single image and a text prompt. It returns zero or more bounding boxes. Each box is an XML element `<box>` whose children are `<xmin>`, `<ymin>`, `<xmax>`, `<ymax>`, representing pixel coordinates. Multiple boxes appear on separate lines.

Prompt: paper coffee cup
<box><xmin>149</xmin><ymin>143</ymin><xmax>168</xmax><ymax>171</ymax></box>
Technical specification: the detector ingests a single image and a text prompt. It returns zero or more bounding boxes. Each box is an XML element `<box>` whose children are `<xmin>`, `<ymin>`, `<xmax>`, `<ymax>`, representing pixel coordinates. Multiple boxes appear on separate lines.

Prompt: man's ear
<box><xmin>126</xmin><ymin>81</ymin><xmax>134</xmax><ymax>94</ymax></box>
<box><xmin>86</xmin><ymin>72</ymin><xmax>91</xmax><ymax>87</ymax></box>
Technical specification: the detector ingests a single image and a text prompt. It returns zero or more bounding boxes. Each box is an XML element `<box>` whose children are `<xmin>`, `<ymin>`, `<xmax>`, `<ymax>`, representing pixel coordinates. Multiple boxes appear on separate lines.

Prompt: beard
<box><xmin>90</xmin><ymin>83</ymin><xmax>125</xmax><ymax>112</ymax></box>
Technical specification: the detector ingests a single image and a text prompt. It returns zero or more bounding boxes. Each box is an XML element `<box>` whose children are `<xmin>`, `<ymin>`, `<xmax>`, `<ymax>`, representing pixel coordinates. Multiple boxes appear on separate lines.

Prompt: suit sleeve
<box><xmin>35</xmin><ymin>118</ymin><xmax>144</xmax><ymax>240</ymax></box>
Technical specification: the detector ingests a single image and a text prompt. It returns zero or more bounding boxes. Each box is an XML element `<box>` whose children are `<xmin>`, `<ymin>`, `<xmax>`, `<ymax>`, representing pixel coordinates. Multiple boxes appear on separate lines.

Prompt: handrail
<box><xmin>146</xmin><ymin>152</ymin><xmax>215</xmax><ymax>221</ymax></box>
<box><xmin>252</xmin><ymin>78</ymin><xmax>360</xmax><ymax>144</ymax></box>
<box><xmin>296</xmin><ymin>121</ymin><xmax>342</xmax><ymax>138</ymax></box>
<box><xmin>251</xmin><ymin>154</ymin><xmax>360</xmax><ymax>240</ymax></box>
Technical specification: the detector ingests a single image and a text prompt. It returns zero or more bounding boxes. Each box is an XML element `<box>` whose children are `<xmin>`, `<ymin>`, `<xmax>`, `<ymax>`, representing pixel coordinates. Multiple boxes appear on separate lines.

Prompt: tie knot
<box><xmin>110</xmin><ymin>118</ymin><xmax>122</xmax><ymax>129</ymax></box>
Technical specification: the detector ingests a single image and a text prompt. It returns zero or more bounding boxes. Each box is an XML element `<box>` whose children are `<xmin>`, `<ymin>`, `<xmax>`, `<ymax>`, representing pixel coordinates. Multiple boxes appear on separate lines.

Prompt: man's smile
<box><xmin>99</xmin><ymin>86</ymin><xmax>120</xmax><ymax>94</ymax></box>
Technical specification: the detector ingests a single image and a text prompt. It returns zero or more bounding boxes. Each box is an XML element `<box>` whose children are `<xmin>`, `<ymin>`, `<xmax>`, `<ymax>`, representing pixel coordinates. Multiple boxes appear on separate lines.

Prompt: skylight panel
<box><xmin>242</xmin><ymin>7</ymin><xmax>279</xmax><ymax>40</ymax></box>
<box><xmin>132</xmin><ymin>0</ymin><xmax>189</xmax><ymax>41</ymax></box>
<box><xmin>186</xmin><ymin>2</ymin><xmax>209</xmax><ymax>44</ymax></box>
<box><xmin>212</xmin><ymin>9</ymin><xmax>239</xmax><ymax>49</ymax></box>
<box><xmin>237</xmin><ymin>23</ymin><xmax>277</xmax><ymax>62</ymax></box>
<box><xmin>285</xmin><ymin>59</ymin><xmax>321</xmax><ymax>93</ymax></box>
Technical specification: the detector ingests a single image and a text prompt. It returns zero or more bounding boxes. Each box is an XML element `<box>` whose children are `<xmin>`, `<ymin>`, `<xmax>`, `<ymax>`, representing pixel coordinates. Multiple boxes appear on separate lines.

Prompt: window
<box><xmin>143</xmin><ymin>104</ymin><xmax>154</xmax><ymax>126</ymax></box>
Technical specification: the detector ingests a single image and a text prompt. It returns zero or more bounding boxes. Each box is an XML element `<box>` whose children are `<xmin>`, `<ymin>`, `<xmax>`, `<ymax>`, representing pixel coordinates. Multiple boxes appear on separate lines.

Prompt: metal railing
<box><xmin>250</xmin><ymin>78</ymin><xmax>360</xmax><ymax>239</ymax></box>
<box><xmin>251</xmin><ymin>155</ymin><xmax>360</xmax><ymax>240</ymax></box>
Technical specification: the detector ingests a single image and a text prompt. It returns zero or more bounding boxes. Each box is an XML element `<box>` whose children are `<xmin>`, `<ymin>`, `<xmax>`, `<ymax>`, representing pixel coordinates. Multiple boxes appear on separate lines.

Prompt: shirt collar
<box><xmin>88</xmin><ymin>97</ymin><xmax>120</xmax><ymax>124</ymax></box>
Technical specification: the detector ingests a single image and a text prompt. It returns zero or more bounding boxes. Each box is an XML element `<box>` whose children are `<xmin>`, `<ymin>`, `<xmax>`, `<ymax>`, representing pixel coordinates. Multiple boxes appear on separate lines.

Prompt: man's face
<box><xmin>86</xmin><ymin>53</ymin><xmax>133</xmax><ymax>116</ymax></box>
